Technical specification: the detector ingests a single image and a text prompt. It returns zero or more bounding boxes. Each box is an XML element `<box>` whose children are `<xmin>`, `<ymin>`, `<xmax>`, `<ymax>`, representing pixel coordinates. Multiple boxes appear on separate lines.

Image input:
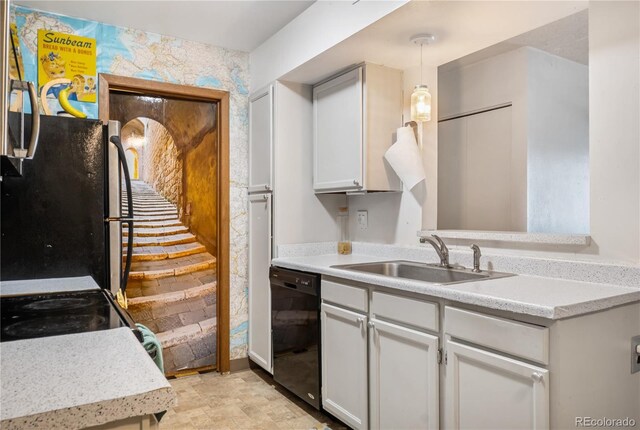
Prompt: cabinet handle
<box><xmin>357</xmin><ymin>317</ymin><xmax>364</xmax><ymax>325</ymax></box>
<box><xmin>367</xmin><ymin>321</ymin><xmax>375</xmax><ymax>329</ymax></box>
<box><xmin>353</xmin><ymin>179</ymin><xmax>360</xmax><ymax>186</ymax></box>
<box><xmin>264</xmin><ymin>185</ymin><xmax>270</xmax><ymax>190</ymax></box>
<box><xmin>531</xmin><ymin>372</ymin><xmax>544</xmax><ymax>383</ymax></box>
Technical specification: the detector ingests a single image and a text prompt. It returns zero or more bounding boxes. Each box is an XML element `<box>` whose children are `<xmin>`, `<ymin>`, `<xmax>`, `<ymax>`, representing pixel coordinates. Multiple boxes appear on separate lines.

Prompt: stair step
<box><xmin>124</xmin><ymin>225</ymin><xmax>189</xmax><ymax>237</ymax></box>
<box><xmin>132</xmin><ymin>219</ymin><xmax>182</xmax><ymax>229</ymax></box>
<box><xmin>130</xmin><ymin>200</ymin><xmax>173</xmax><ymax>205</ymax></box>
<box><xmin>156</xmin><ymin>318</ymin><xmax>217</xmax><ymax>349</ymax></box>
<box><xmin>127</xmin><ymin>203</ymin><xmax>171</xmax><ymax>208</ymax></box>
<box><xmin>133</xmin><ymin>207</ymin><xmax>177</xmax><ymax>213</ymax></box>
<box><xmin>126</xmin><ymin>232</ymin><xmax>197</xmax><ymax>247</ymax></box>
<box><xmin>124</xmin><ymin>197</ymin><xmax>167</xmax><ymax>201</ymax></box>
<box><xmin>133</xmin><ymin>210</ymin><xmax>178</xmax><ymax>216</ymax></box>
<box><xmin>133</xmin><ymin>215</ymin><xmax>180</xmax><ymax>222</ymax></box>
<box><xmin>131</xmin><ymin>205</ymin><xmax>175</xmax><ymax>210</ymax></box>
<box><xmin>128</xmin><ymin>282</ymin><xmax>215</xmax><ymax>307</ymax></box>
<box><xmin>129</xmin><ymin>252</ymin><xmax>216</xmax><ymax>280</ymax></box>
<box><xmin>127</xmin><ymin>284</ymin><xmax>216</xmax><ymax>337</ymax></box>
<box><xmin>126</xmin><ymin>268</ymin><xmax>216</xmax><ymax>299</ymax></box>
<box><xmin>133</xmin><ymin>203</ymin><xmax>176</xmax><ymax>210</ymax></box>
<box><xmin>127</xmin><ymin>242</ymin><xmax>206</xmax><ymax>261</ymax></box>
<box><xmin>132</xmin><ymin>213</ymin><xmax>178</xmax><ymax>219</ymax></box>
<box><xmin>158</xmin><ymin>318</ymin><xmax>217</xmax><ymax>372</ymax></box>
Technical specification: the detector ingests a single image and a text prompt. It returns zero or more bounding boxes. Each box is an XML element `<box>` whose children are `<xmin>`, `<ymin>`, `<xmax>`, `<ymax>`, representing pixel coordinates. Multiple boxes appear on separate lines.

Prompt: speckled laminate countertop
<box><xmin>272</xmin><ymin>254</ymin><xmax>640</xmax><ymax>319</ymax></box>
<box><xmin>0</xmin><ymin>328</ymin><xmax>176</xmax><ymax>429</ymax></box>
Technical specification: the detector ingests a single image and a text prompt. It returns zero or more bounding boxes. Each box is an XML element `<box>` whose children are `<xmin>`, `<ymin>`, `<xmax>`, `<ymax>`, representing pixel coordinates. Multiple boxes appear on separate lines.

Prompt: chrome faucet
<box><xmin>420</xmin><ymin>235</ymin><xmax>450</xmax><ymax>268</ymax></box>
<box><xmin>470</xmin><ymin>244</ymin><xmax>482</xmax><ymax>273</ymax></box>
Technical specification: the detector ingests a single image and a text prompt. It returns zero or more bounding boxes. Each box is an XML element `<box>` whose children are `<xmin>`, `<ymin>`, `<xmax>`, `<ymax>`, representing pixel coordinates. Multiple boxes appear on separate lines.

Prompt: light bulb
<box><xmin>411</xmin><ymin>85</ymin><xmax>431</xmax><ymax>122</ymax></box>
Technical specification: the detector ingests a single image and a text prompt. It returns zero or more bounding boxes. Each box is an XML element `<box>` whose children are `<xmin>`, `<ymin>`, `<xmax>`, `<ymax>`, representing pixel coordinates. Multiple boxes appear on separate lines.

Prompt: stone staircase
<box><xmin>123</xmin><ymin>180</ymin><xmax>217</xmax><ymax>374</ymax></box>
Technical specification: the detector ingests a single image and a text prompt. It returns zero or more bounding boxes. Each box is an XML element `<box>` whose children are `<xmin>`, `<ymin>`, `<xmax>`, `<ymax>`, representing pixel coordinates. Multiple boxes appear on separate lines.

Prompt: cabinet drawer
<box><xmin>372</xmin><ymin>291</ymin><xmax>438</xmax><ymax>332</ymax></box>
<box><xmin>322</xmin><ymin>280</ymin><xmax>368</xmax><ymax>312</ymax></box>
<box><xmin>444</xmin><ymin>307</ymin><xmax>549</xmax><ymax>365</ymax></box>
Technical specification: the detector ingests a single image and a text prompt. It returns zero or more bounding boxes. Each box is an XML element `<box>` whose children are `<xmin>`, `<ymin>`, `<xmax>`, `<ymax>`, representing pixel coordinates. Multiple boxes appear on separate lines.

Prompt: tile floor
<box><xmin>161</xmin><ymin>368</ymin><xmax>347</xmax><ymax>429</ymax></box>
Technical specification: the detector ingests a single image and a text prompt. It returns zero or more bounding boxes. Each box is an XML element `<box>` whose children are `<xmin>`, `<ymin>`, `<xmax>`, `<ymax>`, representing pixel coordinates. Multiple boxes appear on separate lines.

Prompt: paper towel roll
<box><xmin>384</xmin><ymin>126</ymin><xmax>425</xmax><ymax>190</ymax></box>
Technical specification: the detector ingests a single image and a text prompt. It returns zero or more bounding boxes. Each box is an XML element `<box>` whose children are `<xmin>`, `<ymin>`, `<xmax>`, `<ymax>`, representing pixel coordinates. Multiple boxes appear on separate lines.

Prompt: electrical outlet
<box><xmin>357</xmin><ymin>210</ymin><xmax>368</xmax><ymax>230</ymax></box>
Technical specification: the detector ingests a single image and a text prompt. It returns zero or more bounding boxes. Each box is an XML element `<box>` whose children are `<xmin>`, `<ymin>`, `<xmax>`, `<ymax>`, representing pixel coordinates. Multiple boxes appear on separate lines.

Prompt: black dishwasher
<box><xmin>270</xmin><ymin>266</ymin><xmax>321</xmax><ymax>410</ymax></box>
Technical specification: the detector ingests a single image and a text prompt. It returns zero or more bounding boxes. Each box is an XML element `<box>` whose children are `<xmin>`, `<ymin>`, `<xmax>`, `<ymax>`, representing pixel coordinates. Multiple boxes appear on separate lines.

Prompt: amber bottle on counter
<box><xmin>337</xmin><ymin>207</ymin><xmax>351</xmax><ymax>255</ymax></box>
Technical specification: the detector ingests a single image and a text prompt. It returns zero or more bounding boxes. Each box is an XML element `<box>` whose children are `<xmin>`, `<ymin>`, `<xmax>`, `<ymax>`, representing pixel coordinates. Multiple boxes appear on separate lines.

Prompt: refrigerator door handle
<box><xmin>25</xmin><ymin>81</ymin><xmax>41</xmax><ymax>159</ymax></box>
<box><xmin>109</xmin><ymin>134</ymin><xmax>134</xmax><ymax>297</ymax></box>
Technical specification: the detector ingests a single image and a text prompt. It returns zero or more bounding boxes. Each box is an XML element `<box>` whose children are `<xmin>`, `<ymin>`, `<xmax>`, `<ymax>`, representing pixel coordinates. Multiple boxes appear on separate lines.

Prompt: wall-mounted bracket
<box><xmin>404</xmin><ymin>121</ymin><xmax>418</xmax><ymax>144</ymax></box>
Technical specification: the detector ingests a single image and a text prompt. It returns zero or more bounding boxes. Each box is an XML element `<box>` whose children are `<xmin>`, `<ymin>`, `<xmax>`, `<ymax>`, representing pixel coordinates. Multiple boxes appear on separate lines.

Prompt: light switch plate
<box><xmin>357</xmin><ymin>210</ymin><xmax>368</xmax><ymax>230</ymax></box>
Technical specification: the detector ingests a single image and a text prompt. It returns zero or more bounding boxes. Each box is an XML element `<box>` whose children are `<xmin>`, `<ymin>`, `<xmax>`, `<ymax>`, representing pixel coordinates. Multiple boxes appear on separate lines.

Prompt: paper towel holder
<box><xmin>404</xmin><ymin>121</ymin><xmax>419</xmax><ymax>144</ymax></box>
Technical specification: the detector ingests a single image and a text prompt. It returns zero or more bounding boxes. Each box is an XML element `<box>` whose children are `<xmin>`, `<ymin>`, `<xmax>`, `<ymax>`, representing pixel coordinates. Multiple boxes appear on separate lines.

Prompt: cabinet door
<box><xmin>321</xmin><ymin>302</ymin><xmax>368</xmax><ymax>429</ymax></box>
<box><xmin>313</xmin><ymin>68</ymin><xmax>363</xmax><ymax>192</ymax></box>
<box><xmin>248</xmin><ymin>193</ymin><xmax>272</xmax><ymax>372</ymax></box>
<box><xmin>249</xmin><ymin>85</ymin><xmax>273</xmax><ymax>193</ymax></box>
<box><xmin>445</xmin><ymin>339</ymin><xmax>549</xmax><ymax>430</ymax></box>
<box><xmin>369</xmin><ymin>319</ymin><xmax>439</xmax><ymax>430</ymax></box>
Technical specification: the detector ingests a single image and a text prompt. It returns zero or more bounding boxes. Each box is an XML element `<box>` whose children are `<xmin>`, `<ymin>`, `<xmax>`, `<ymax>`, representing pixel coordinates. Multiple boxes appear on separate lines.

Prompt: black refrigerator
<box><xmin>1</xmin><ymin>113</ymin><xmax>133</xmax><ymax>295</ymax></box>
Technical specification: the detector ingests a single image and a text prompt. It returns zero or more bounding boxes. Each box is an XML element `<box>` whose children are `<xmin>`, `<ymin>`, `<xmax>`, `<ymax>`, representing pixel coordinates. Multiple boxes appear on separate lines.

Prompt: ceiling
<box><xmin>441</xmin><ymin>9</ymin><xmax>589</xmax><ymax>71</ymax></box>
<box><xmin>282</xmin><ymin>0</ymin><xmax>589</xmax><ymax>84</ymax></box>
<box><xmin>14</xmin><ymin>0</ymin><xmax>315</xmax><ymax>52</ymax></box>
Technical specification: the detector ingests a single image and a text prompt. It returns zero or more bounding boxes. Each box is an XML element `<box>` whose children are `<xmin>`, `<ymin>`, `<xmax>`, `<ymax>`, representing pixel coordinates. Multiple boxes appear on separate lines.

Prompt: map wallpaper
<box><xmin>12</xmin><ymin>5</ymin><xmax>251</xmax><ymax>360</ymax></box>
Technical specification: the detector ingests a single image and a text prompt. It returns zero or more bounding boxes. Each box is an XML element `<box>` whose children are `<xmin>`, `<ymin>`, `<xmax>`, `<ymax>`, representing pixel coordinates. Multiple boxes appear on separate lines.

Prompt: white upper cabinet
<box><xmin>313</xmin><ymin>68</ymin><xmax>363</xmax><ymax>192</ymax></box>
<box><xmin>313</xmin><ymin>64</ymin><xmax>403</xmax><ymax>193</ymax></box>
<box><xmin>249</xmin><ymin>85</ymin><xmax>273</xmax><ymax>193</ymax></box>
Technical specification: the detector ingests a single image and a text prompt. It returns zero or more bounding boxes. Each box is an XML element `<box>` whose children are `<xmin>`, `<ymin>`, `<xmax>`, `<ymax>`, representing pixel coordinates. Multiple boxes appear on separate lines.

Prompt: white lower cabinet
<box><xmin>445</xmin><ymin>339</ymin><xmax>549</xmax><ymax>430</ymax></box>
<box><xmin>321</xmin><ymin>281</ymin><xmax>439</xmax><ymax>430</ymax></box>
<box><xmin>315</xmin><ymin>279</ymin><xmax>637</xmax><ymax>430</ymax></box>
<box><xmin>369</xmin><ymin>318</ymin><xmax>439</xmax><ymax>430</ymax></box>
<box><xmin>320</xmin><ymin>302</ymin><xmax>369</xmax><ymax>429</ymax></box>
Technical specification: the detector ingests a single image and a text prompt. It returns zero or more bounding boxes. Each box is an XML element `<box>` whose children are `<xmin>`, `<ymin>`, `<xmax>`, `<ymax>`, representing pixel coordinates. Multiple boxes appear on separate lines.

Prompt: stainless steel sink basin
<box><xmin>331</xmin><ymin>260</ymin><xmax>514</xmax><ymax>285</ymax></box>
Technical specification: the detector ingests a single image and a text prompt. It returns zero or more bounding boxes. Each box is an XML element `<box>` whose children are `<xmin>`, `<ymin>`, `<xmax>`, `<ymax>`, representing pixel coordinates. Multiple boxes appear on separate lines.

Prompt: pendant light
<box><xmin>410</xmin><ymin>34</ymin><xmax>435</xmax><ymax>122</ymax></box>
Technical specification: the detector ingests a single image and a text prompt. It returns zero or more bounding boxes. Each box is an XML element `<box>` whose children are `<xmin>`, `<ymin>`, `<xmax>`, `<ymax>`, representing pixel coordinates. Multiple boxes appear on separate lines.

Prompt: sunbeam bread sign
<box><xmin>37</xmin><ymin>29</ymin><xmax>97</xmax><ymax>103</ymax></box>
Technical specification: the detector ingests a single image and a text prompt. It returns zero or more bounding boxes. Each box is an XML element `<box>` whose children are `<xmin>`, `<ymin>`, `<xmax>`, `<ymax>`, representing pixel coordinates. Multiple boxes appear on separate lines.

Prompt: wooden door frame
<box><xmin>98</xmin><ymin>73</ymin><xmax>230</xmax><ymax>373</ymax></box>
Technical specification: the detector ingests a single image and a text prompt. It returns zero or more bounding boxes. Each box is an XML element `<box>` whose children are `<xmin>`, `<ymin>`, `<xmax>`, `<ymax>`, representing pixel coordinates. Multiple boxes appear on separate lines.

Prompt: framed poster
<box><xmin>37</xmin><ymin>29</ymin><xmax>97</xmax><ymax>103</ymax></box>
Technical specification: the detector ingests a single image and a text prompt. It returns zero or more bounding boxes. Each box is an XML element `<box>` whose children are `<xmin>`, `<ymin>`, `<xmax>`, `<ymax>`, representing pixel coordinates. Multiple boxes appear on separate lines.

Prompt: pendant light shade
<box><xmin>411</xmin><ymin>84</ymin><xmax>431</xmax><ymax>122</ymax></box>
<box><xmin>410</xmin><ymin>34</ymin><xmax>435</xmax><ymax>123</ymax></box>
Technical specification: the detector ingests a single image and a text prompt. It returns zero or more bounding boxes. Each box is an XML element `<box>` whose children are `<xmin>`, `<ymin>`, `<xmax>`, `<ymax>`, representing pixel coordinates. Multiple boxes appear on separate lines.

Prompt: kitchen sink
<box><xmin>331</xmin><ymin>260</ymin><xmax>514</xmax><ymax>285</ymax></box>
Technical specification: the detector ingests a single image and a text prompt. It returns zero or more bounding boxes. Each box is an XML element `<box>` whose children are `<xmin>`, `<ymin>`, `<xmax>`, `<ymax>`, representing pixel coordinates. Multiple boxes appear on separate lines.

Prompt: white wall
<box><xmin>438</xmin><ymin>106</ymin><xmax>522</xmax><ymax>231</ymax></box>
<box><xmin>435</xmin><ymin>2</ymin><xmax>638</xmax><ymax>262</ymax></box>
<box><xmin>273</xmin><ymin>81</ymin><xmax>345</xmax><ymax>251</ymax></box>
<box><xmin>527</xmin><ymin>48</ymin><xmax>589</xmax><ymax>234</ymax></box>
<box><xmin>250</xmin><ymin>0</ymin><xmax>408</xmax><ymax>90</ymax></box>
<box><xmin>588</xmin><ymin>0</ymin><xmax>640</xmax><ymax>263</ymax></box>
<box><xmin>438</xmin><ymin>47</ymin><xmax>589</xmax><ymax>234</ymax></box>
<box><xmin>267</xmin><ymin>1</ymin><xmax>640</xmax><ymax>264</ymax></box>
<box><xmin>438</xmin><ymin>49</ymin><xmax>528</xmax><ymax>232</ymax></box>
<box><xmin>346</xmin><ymin>65</ymin><xmax>438</xmax><ymax>246</ymax></box>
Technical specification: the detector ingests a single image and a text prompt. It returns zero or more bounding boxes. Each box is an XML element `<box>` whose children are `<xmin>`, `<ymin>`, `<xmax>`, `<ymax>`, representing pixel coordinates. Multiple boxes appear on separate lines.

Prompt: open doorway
<box><xmin>99</xmin><ymin>74</ymin><xmax>230</xmax><ymax>375</ymax></box>
<box><xmin>123</xmin><ymin>145</ymin><xmax>140</xmax><ymax>180</ymax></box>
